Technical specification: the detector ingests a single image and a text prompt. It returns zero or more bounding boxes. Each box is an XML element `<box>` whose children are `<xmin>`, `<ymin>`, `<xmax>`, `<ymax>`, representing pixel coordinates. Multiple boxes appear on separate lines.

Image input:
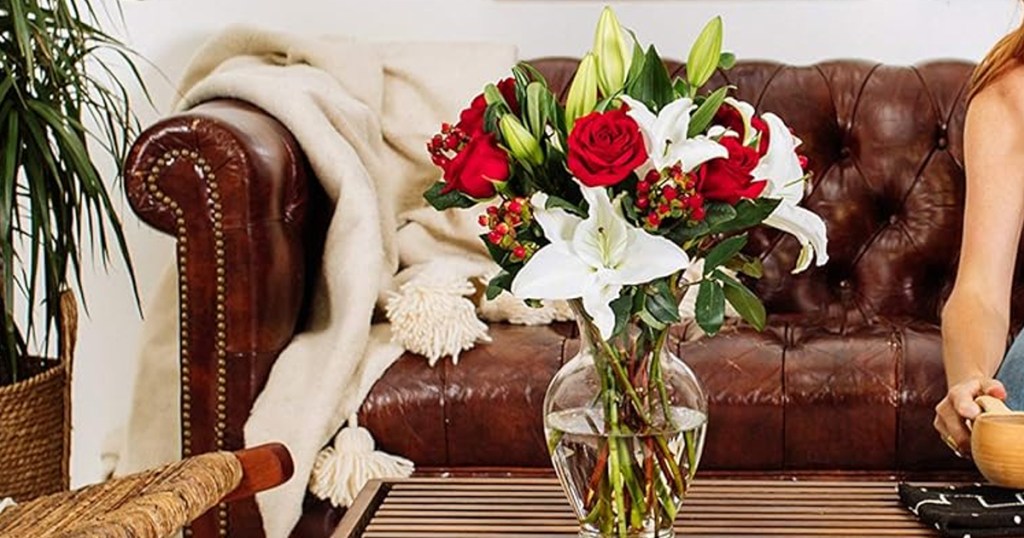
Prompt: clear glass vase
<box><xmin>544</xmin><ymin>302</ymin><xmax>708</xmax><ymax>538</ymax></box>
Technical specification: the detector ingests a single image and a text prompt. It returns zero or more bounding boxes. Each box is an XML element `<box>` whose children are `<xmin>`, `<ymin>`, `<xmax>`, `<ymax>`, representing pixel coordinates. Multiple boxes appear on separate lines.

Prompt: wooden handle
<box><xmin>223</xmin><ymin>443</ymin><xmax>294</xmax><ymax>503</ymax></box>
<box><xmin>977</xmin><ymin>395</ymin><xmax>1012</xmax><ymax>415</ymax></box>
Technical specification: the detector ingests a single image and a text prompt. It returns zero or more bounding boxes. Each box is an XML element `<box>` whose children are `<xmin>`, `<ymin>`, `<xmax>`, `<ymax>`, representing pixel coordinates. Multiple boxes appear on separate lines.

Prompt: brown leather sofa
<box><xmin>124</xmin><ymin>58</ymin><xmax>993</xmax><ymax>537</ymax></box>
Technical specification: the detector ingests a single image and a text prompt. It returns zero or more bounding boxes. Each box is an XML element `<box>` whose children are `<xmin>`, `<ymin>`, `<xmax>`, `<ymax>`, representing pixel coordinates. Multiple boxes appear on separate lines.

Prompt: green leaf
<box><xmin>703</xmin><ymin>234</ymin><xmax>748</xmax><ymax>274</ymax></box>
<box><xmin>687</xmin><ymin>17</ymin><xmax>724</xmax><ymax>90</ymax></box>
<box><xmin>708</xmin><ymin>198</ymin><xmax>782</xmax><ymax>235</ymax></box>
<box><xmin>610</xmin><ymin>290</ymin><xmax>635</xmax><ymax>337</ymax></box>
<box><xmin>626</xmin><ymin>45</ymin><xmax>675</xmax><ymax>112</ymax></box>
<box><xmin>545</xmin><ymin>194</ymin><xmax>586</xmax><ymax>218</ymax></box>
<box><xmin>719</xmin><ymin>272</ymin><xmax>767</xmax><ymax>331</ymax></box>
<box><xmin>687</xmin><ymin>85</ymin><xmax>730</xmax><ymax>138</ymax></box>
<box><xmin>526</xmin><ymin>82</ymin><xmax>549</xmax><ymax>140</ymax></box>
<box><xmin>485</xmin><ymin>271</ymin><xmax>514</xmax><ymax>301</ymax></box>
<box><xmin>719</xmin><ymin>52</ymin><xmax>737</xmax><ymax>70</ymax></box>
<box><xmin>704</xmin><ymin>203</ymin><xmax>737</xmax><ymax>227</ymax></box>
<box><xmin>646</xmin><ymin>284</ymin><xmax>681</xmax><ymax>325</ymax></box>
<box><xmin>424</xmin><ymin>181</ymin><xmax>479</xmax><ymax>210</ymax></box>
<box><xmin>673</xmin><ymin>78</ymin><xmax>690</xmax><ymax>99</ymax></box>
<box><xmin>726</xmin><ymin>254</ymin><xmax>765</xmax><ymax>279</ymax></box>
<box><xmin>696</xmin><ymin>279</ymin><xmax>725</xmax><ymax>335</ymax></box>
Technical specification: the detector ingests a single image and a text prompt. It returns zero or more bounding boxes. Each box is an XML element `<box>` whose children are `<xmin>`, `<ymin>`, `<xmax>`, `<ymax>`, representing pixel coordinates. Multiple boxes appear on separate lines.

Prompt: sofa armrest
<box><xmin>124</xmin><ymin>99</ymin><xmax>315</xmax><ymax>537</ymax></box>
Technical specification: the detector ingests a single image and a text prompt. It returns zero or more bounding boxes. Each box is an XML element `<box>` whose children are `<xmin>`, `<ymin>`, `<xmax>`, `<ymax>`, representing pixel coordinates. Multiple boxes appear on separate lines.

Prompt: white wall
<box><xmin>73</xmin><ymin>0</ymin><xmax>1022</xmax><ymax>486</ymax></box>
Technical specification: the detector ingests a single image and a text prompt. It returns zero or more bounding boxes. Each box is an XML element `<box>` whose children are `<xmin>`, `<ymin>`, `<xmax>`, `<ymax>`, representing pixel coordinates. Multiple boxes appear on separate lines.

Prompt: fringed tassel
<box><xmin>309</xmin><ymin>415</ymin><xmax>414</xmax><ymax>507</ymax></box>
<box><xmin>385</xmin><ymin>275</ymin><xmax>490</xmax><ymax>366</ymax></box>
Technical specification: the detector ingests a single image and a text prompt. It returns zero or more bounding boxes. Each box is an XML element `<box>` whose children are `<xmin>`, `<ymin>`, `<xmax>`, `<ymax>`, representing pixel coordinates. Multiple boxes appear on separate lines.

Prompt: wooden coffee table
<box><xmin>333</xmin><ymin>477</ymin><xmax>936</xmax><ymax>537</ymax></box>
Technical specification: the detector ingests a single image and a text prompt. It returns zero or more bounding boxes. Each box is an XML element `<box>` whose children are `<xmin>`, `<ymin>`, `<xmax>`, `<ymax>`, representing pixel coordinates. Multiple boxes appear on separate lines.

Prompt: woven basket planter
<box><xmin>0</xmin><ymin>292</ymin><xmax>76</xmax><ymax>501</ymax></box>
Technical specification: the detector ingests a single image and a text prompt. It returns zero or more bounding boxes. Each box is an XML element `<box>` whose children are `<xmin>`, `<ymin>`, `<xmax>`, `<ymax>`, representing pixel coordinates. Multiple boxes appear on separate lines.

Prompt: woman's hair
<box><xmin>970</xmin><ymin>13</ymin><xmax>1024</xmax><ymax>102</ymax></box>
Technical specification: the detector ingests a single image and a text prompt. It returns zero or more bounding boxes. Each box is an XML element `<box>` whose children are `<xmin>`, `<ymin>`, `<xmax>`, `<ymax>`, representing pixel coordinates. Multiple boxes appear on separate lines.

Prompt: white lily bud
<box><xmin>566</xmin><ymin>53</ymin><xmax>600</xmax><ymax>130</ymax></box>
<box><xmin>500</xmin><ymin>114</ymin><xmax>544</xmax><ymax>166</ymax></box>
<box><xmin>592</xmin><ymin>6</ymin><xmax>632</xmax><ymax>97</ymax></box>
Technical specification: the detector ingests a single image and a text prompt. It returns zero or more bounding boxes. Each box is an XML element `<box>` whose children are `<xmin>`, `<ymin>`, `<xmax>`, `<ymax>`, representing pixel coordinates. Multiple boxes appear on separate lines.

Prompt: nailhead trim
<box><xmin>147</xmin><ymin>150</ymin><xmax>230</xmax><ymax>536</ymax></box>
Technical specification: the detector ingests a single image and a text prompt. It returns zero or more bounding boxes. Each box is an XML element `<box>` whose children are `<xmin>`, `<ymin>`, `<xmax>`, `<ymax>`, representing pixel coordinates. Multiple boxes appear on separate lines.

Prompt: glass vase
<box><xmin>544</xmin><ymin>302</ymin><xmax>708</xmax><ymax>538</ymax></box>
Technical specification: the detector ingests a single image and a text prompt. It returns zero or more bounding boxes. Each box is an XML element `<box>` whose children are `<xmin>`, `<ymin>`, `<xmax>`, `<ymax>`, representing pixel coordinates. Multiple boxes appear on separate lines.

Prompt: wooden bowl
<box><xmin>972</xmin><ymin>395</ymin><xmax>1024</xmax><ymax>489</ymax></box>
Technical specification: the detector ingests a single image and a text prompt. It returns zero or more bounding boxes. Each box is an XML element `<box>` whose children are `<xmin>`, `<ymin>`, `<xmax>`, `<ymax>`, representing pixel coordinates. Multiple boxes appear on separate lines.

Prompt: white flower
<box><xmin>619</xmin><ymin>96</ymin><xmax>728</xmax><ymax>172</ymax></box>
<box><xmin>511</xmin><ymin>184</ymin><xmax>690</xmax><ymax>339</ymax></box>
<box><xmin>753</xmin><ymin>113</ymin><xmax>830</xmax><ymax>273</ymax></box>
<box><xmin>716</xmin><ymin>97</ymin><xmax>757</xmax><ymax>145</ymax></box>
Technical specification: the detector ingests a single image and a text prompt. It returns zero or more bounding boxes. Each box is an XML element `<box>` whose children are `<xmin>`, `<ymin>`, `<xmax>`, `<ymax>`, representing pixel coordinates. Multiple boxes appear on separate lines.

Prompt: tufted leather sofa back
<box><xmin>533</xmin><ymin>58</ymin><xmax>980</xmax><ymax>327</ymax></box>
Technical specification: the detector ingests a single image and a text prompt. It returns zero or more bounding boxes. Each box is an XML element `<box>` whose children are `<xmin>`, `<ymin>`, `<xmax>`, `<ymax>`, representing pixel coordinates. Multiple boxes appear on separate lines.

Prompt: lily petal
<box><xmin>620</xmin><ymin>95</ymin><xmax>657</xmax><ymax>133</ymax></box>
<box><xmin>612</xmin><ymin>229</ymin><xmax>691</xmax><ymax>285</ymax></box>
<box><xmin>668</xmin><ymin>136</ymin><xmax>729</xmax><ymax>173</ymax></box>
<box><xmin>531</xmin><ymin>192</ymin><xmax>581</xmax><ymax>245</ymax></box>
<box><xmin>764</xmin><ymin>202</ymin><xmax>830</xmax><ymax>273</ymax></box>
<box><xmin>573</xmin><ymin>185</ymin><xmax>629</xmax><ymax>269</ymax></box>
<box><xmin>582</xmin><ymin>281</ymin><xmax>623</xmax><ymax>340</ymax></box>
<box><xmin>753</xmin><ymin>113</ymin><xmax>805</xmax><ymax>204</ymax></box>
<box><xmin>511</xmin><ymin>242</ymin><xmax>595</xmax><ymax>299</ymax></box>
<box><xmin>649</xmin><ymin>98</ymin><xmax>695</xmax><ymax>165</ymax></box>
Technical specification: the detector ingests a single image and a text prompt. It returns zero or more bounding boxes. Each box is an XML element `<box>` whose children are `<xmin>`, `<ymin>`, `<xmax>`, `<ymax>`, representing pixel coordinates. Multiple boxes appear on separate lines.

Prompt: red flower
<box><xmin>695</xmin><ymin>137</ymin><xmax>767</xmax><ymax>204</ymax></box>
<box><xmin>441</xmin><ymin>133</ymin><xmax>509</xmax><ymax>199</ymax></box>
<box><xmin>457</xmin><ymin>78</ymin><xmax>519</xmax><ymax>136</ymax></box>
<box><xmin>567</xmin><ymin>109</ymin><xmax>648</xmax><ymax>188</ymax></box>
<box><xmin>713</xmin><ymin>102</ymin><xmax>771</xmax><ymax>156</ymax></box>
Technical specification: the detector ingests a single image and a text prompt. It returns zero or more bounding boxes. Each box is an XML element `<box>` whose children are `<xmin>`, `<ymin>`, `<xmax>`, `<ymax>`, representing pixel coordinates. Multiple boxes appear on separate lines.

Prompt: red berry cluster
<box><xmin>634</xmin><ymin>167</ymin><xmax>706</xmax><ymax>231</ymax></box>
<box><xmin>479</xmin><ymin>197</ymin><xmax>536</xmax><ymax>263</ymax></box>
<box><xmin>427</xmin><ymin>123</ymin><xmax>470</xmax><ymax>168</ymax></box>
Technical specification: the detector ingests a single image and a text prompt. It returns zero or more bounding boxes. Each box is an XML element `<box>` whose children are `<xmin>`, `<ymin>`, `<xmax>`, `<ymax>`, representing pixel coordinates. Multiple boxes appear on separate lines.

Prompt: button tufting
<box><xmin>839</xmin><ymin>279</ymin><xmax>851</xmax><ymax>289</ymax></box>
<box><xmin>937</xmin><ymin>136</ymin><xmax>949</xmax><ymax>149</ymax></box>
<box><xmin>839</xmin><ymin>147</ymin><xmax>852</xmax><ymax>159</ymax></box>
<box><xmin>889</xmin><ymin>214</ymin><xmax>900</xmax><ymax>225</ymax></box>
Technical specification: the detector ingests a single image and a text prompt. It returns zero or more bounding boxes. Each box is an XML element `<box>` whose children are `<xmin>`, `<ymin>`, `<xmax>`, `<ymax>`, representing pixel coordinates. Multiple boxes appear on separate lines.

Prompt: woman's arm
<box><xmin>935</xmin><ymin>70</ymin><xmax>1024</xmax><ymax>455</ymax></box>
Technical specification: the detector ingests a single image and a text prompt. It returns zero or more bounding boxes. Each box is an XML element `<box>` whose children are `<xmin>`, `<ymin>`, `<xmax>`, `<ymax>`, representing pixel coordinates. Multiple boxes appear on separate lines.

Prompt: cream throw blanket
<box><xmin>114</xmin><ymin>27</ymin><xmax>520</xmax><ymax>537</ymax></box>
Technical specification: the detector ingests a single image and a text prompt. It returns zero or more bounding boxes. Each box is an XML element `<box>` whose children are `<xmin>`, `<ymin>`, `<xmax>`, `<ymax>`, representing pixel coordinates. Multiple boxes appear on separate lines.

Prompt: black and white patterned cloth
<box><xmin>900</xmin><ymin>483</ymin><xmax>1024</xmax><ymax>537</ymax></box>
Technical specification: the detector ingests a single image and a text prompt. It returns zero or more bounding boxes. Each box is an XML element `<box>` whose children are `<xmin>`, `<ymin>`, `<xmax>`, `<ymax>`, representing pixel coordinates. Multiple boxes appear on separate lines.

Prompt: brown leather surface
<box><xmin>124</xmin><ymin>60</ymin><xmax>989</xmax><ymax>538</ymax></box>
<box><xmin>125</xmin><ymin>99</ymin><xmax>312</xmax><ymax>537</ymax></box>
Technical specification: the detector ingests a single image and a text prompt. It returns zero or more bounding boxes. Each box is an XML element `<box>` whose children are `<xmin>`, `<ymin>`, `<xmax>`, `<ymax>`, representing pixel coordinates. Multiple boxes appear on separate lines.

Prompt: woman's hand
<box><xmin>933</xmin><ymin>377</ymin><xmax>1007</xmax><ymax>457</ymax></box>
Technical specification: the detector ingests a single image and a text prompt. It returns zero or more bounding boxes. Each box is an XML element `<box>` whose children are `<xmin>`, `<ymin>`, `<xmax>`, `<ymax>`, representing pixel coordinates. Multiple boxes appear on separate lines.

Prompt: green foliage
<box><xmin>687</xmin><ymin>86</ymin><xmax>730</xmax><ymax>138</ymax></box>
<box><xmin>695</xmin><ymin>279</ymin><xmax>725</xmax><ymax>335</ymax></box>
<box><xmin>424</xmin><ymin>181</ymin><xmax>478</xmax><ymax>210</ymax></box>
<box><xmin>702</xmin><ymin>234</ymin><xmax>748</xmax><ymax>275</ymax></box>
<box><xmin>718</xmin><ymin>271</ymin><xmax>767</xmax><ymax>331</ymax></box>
<box><xmin>625</xmin><ymin>45</ymin><xmax>674</xmax><ymax>112</ymax></box>
<box><xmin>0</xmin><ymin>0</ymin><xmax>148</xmax><ymax>384</ymax></box>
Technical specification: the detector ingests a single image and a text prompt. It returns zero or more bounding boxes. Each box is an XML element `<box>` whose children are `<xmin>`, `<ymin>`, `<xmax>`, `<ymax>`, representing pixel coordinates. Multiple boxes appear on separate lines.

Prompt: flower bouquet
<box><xmin>426</xmin><ymin>8</ymin><xmax>828</xmax><ymax>537</ymax></box>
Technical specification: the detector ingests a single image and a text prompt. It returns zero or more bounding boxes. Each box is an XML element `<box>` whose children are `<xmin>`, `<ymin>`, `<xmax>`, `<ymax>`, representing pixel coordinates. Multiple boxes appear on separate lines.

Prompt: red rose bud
<box><xmin>487</xmin><ymin>205</ymin><xmax>499</xmax><ymax>216</ymax></box>
<box><xmin>636</xmin><ymin>196</ymin><xmax>650</xmax><ymax>210</ymax></box>
<box><xmin>637</xmin><ymin>180</ymin><xmax>650</xmax><ymax>194</ymax></box>
<box><xmin>645</xmin><ymin>169</ymin><xmax>661</xmax><ymax>183</ymax></box>
<box><xmin>658</xmin><ymin>203</ymin><xmax>671</xmax><ymax>216</ymax></box>
<box><xmin>512</xmin><ymin>245</ymin><xmax>527</xmax><ymax>260</ymax></box>
<box><xmin>663</xmin><ymin>186</ymin><xmax>678</xmax><ymax>201</ymax></box>
<box><xmin>714</xmin><ymin>102</ymin><xmax>746</xmax><ymax>140</ymax></box>
<box><xmin>441</xmin><ymin>133</ymin><xmax>509</xmax><ymax>199</ymax></box>
<box><xmin>646</xmin><ymin>212</ymin><xmax>661</xmax><ymax>228</ymax></box>
<box><xmin>488</xmin><ymin>230</ymin><xmax>503</xmax><ymax>244</ymax></box>
<box><xmin>567</xmin><ymin>109</ymin><xmax>648</xmax><ymax>187</ymax></box>
<box><xmin>691</xmin><ymin>205</ymin><xmax>706</xmax><ymax>222</ymax></box>
<box><xmin>494</xmin><ymin>222</ymin><xmax>509</xmax><ymax>235</ymax></box>
<box><xmin>478</xmin><ymin>215</ymin><xmax>490</xmax><ymax>227</ymax></box>
<box><xmin>456</xmin><ymin>78</ymin><xmax>519</xmax><ymax>136</ymax></box>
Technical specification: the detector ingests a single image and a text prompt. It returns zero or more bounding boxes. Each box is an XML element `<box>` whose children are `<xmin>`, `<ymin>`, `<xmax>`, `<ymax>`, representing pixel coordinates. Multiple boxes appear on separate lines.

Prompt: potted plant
<box><xmin>0</xmin><ymin>0</ymin><xmax>145</xmax><ymax>500</ymax></box>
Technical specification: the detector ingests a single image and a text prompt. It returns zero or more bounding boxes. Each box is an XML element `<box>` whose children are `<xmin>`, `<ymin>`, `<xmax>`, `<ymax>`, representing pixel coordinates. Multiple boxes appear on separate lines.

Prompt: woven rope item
<box><xmin>0</xmin><ymin>450</ymin><xmax>243</xmax><ymax>537</ymax></box>
<box><xmin>0</xmin><ymin>291</ymin><xmax>76</xmax><ymax>501</ymax></box>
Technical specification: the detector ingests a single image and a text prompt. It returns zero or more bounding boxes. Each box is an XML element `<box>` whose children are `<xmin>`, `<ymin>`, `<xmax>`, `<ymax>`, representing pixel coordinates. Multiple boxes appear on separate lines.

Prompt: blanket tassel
<box><xmin>309</xmin><ymin>415</ymin><xmax>414</xmax><ymax>507</ymax></box>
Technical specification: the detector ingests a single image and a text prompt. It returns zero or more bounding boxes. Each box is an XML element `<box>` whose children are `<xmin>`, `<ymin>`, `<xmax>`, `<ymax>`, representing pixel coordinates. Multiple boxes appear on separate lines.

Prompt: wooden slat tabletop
<box><xmin>333</xmin><ymin>477</ymin><xmax>937</xmax><ymax>537</ymax></box>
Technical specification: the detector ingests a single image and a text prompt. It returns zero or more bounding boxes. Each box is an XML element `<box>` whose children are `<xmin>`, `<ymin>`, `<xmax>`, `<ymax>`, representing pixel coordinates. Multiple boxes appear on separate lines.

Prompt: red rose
<box><xmin>695</xmin><ymin>137</ymin><xmax>767</xmax><ymax>204</ymax></box>
<box><xmin>441</xmin><ymin>133</ymin><xmax>509</xmax><ymax>199</ymax></box>
<box><xmin>713</xmin><ymin>103</ymin><xmax>771</xmax><ymax>156</ymax></box>
<box><xmin>457</xmin><ymin>78</ymin><xmax>519</xmax><ymax>135</ymax></box>
<box><xmin>567</xmin><ymin>109</ymin><xmax>648</xmax><ymax>188</ymax></box>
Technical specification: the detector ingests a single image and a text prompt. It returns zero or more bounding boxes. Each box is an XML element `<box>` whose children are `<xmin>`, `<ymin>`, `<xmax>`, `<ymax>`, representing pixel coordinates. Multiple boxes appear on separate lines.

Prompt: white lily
<box><xmin>511</xmin><ymin>184</ymin><xmax>690</xmax><ymax>339</ymax></box>
<box><xmin>620</xmin><ymin>95</ymin><xmax>728</xmax><ymax>172</ymax></box>
<box><xmin>753</xmin><ymin>113</ymin><xmax>830</xmax><ymax>273</ymax></box>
